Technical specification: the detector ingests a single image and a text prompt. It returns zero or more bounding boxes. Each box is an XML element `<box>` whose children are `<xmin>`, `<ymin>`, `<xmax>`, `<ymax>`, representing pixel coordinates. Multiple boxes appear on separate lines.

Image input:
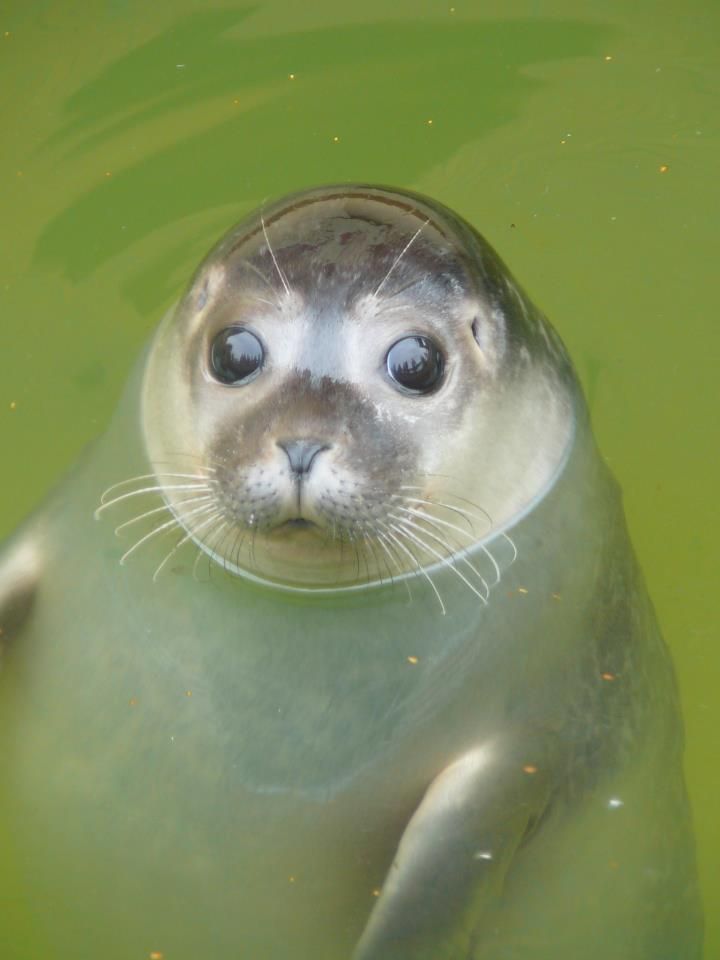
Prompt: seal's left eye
<box><xmin>386</xmin><ymin>336</ymin><xmax>444</xmax><ymax>394</ymax></box>
<box><xmin>210</xmin><ymin>327</ymin><xmax>264</xmax><ymax>385</ymax></box>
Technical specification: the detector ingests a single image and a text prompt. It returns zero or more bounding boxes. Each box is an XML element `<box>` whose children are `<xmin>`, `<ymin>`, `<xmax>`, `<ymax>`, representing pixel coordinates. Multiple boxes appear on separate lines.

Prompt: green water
<box><xmin>1</xmin><ymin>1</ymin><xmax>717</xmax><ymax>956</ymax></box>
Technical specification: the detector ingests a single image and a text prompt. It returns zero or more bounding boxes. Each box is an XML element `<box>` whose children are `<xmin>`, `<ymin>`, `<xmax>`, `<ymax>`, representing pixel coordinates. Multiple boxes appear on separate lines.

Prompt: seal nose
<box><xmin>277</xmin><ymin>439</ymin><xmax>329</xmax><ymax>476</ymax></box>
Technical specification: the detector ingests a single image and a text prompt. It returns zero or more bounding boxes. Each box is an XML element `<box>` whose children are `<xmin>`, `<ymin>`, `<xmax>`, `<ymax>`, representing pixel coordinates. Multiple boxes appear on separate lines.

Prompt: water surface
<box><xmin>1</xmin><ymin>1</ymin><xmax>717</xmax><ymax>954</ymax></box>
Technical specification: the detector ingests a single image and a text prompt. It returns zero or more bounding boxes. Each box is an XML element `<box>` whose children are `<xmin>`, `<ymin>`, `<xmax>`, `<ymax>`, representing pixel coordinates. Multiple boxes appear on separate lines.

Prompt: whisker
<box><xmin>213</xmin><ymin>523</ymin><xmax>242</xmax><ymax>581</ymax></box>
<box><xmin>355</xmin><ymin>533</ymin><xmax>373</xmax><ymax>585</ymax></box>
<box><xmin>261</xmin><ymin>215</ymin><xmax>291</xmax><ymax>297</ymax></box>
<box><xmin>381</xmin><ymin>276</ymin><xmax>424</xmax><ymax>302</ymax></box>
<box><xmin>250</xmin><ymin>295</ymin><xmax>281</xmax><ymax>309</ymax></box>
<box><xmin>100</xmin><ymin>473</ymin><xmax>213</xmax><ymax>504</ymax></box>
<box><xmin>152</xmin><ymin>510</ymin><xmax>223</xmax><ymax>582</ymax></box>
<box><xmin>395</xmin><ymin>495</ymin><xmax>485</xmax><ymax>534</ymax></box>
<box><xmin>398</xmin><ymin>505</ymin><xmax>500</xmax><ymax>585</ymax></box>
<box><xmin>239</xmin><ymin>257</ymin><xmax>280</xmax><ymax>298</ymax></box>
<box><xmin>374</xmin><ymin>531</ymin><xmax>413</xmax><ymax>604</ymax></box>
<box><xmin>193</xmin><ymin>519</ymin><xmax>228</xmax><ymax>581</ymax></box>
<box><xmin>119</xmin><ymin>502</ymin><xmax>216</xmax><ymax>566</ymax></box>
<box><xmin>234</xmin><ymin>529</ymin><xmax>249</xmax><ymax>577</ymax></box>
<box><xmin>379</xmin><ymin>530</ymin><xmax>412</xmax><ymax>581</ymax></box>
<box><xmin>366</xmin><ymin>528</ymin><xmax>391</xmax><ymax>576</ymax></box>
<box><xmin>397</xmin><ymin>492</ymin><xmax>515</xmax><ymax>575</ymax></box>
<box><xmin>364</xmin><ymin>532</ymin><xmax>389</xmax><ymax>584</ymax></box>
<box><xmin>249</xmin><ymin>525</ymin><xmax>258</xmax><ymax>567</ymax></box>
<box><xmin>152</xmin><ymin>455</ymin><xmax>225</xmax><ymax>473</ymax></box>
<box><xmin>390</xmin><ymin>520</ymin><xmax>488</xmax><ymax>606</ymax></box>
<box><xmin>502</xmin><ymin>532</ymin><xmax>518</xmax><ymax>564</ymax></box>
<box><xmin>392</xmin><ymin>509</ymin><xmax>491</xmax><ymax>597</ymax></box>
<box><xmin>347</xmin><ymin>528</ymin><xmax>361</xmax><ymax>580</ymax></box>
<box><xmin>114</xmin><ymin>494</ymin><xmax>214</xmax><ymax>535</ymax></box>
<box><xmin>379</xmin><ymin>522</ymin><xmax>446</xmax><ymax>615</ymax></box>
<box><xmin>396</xmin><ymin>505</ymin><xmax>477</xmax><ymax>542</ymax></box>
<box><xmin>372</xmin><ymin>303</ymin><xmax>416</xmax><ymax>315</ymax></box>
<box><xmin>373</xmin><ymin>218</ymin><xmax>428</xmax><ymax>299</ymax></box>
<box><xmin>416</xmin><ymin>484</ymin><xmax>497</xmax><ymax>524</ymax></box>
<box><xmin>148</xmin><ymin>462</ymin><xmax>214</xmax><ymax>468</ymax></box>
<box><xmin>96</xmin><ymin>483</ymin><xmax>211</xmax><ymax>517</ymax></box>
<box><xmin>216</xmin><ymin>524</ymin><xmax>240</xmax><ymax>577</ymax></box>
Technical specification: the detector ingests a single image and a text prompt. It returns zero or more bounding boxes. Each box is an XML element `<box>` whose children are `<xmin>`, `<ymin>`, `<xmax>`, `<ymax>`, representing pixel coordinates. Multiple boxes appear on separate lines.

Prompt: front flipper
<box><xmin>0</xmin><ymin>537</ymin><xmax>41</xmax><ymax>658</ymax></box>
<box><xmin>354</xmin><ymin>733</ymin><xmax>557</xmax><ymax>960</ymax></box>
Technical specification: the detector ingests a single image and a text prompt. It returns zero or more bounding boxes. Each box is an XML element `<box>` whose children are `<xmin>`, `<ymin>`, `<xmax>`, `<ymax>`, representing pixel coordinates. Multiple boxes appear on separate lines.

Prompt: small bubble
<box><xmin>288</xmin><ymin>73</ymin><xmax>296</xmax><ymax>80</ymax></box>
<box><xmin>406</xmin><ymin>655</ymin><xmax>419</xmax><ymax>665</ymax></box>
<box><xmin>332</xmin><ymin>135</ymin><xmax>340</xmax><ymax>143</ymax></box>
<box><xmin>659</xmin><ymin>164</ymin><xmax>669</xmax><ymax>173</ymax></box>
<box><xmin>601</xmin><ymin>672</ymin><xmax>617</xmax><ymax>682</ymax></box>
<box><xmin>522</xmin><ymin>764</ymin><xmax>538</xmax><ymax>775</ymax></box>
<box><xmin>9</xmin><ymin>400</ymin><xmax>17</xmax><ymax>410</ymax></box>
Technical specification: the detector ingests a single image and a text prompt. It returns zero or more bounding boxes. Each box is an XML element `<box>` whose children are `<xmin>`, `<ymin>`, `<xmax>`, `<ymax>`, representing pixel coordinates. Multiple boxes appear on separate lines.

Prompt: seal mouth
<box><xmin>282</xmin><ymin>518</ymin><xmax>316</xmax><ymax>530</ymax></box>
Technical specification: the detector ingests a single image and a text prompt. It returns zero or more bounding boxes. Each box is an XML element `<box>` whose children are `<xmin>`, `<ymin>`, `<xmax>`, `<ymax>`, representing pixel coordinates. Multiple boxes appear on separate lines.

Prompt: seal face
<box><xmin>0</xmin><ymin>186</ymin><xmax>703</xmax><ymax>960</ymax></box>
<box><xmin>140</xmin><ymin>186</ymin><xmax>574</xmax><ymax>591</ymax></box>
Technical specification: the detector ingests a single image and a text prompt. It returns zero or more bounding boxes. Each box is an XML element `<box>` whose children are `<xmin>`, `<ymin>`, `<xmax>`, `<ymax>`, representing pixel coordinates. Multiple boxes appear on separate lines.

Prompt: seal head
<box><xmin>141</xmin><ymin>185</ymin><xmax>575</xmax><ymax>590</ymax></box>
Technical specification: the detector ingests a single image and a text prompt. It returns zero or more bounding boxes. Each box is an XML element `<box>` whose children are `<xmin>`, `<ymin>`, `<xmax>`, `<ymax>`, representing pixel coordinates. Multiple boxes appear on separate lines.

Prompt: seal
<box><xmin>0</xmin><ymin>185</ymin><xmax>702</xmax><ymax>959</ymax></box>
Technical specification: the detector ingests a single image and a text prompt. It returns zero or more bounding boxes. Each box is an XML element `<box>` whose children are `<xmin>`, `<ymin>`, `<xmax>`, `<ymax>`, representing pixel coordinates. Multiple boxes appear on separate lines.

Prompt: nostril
<box><xmin>277</xmin><ymin>439</ymin><xmax>329</xmax><ymax>476</ymax></box>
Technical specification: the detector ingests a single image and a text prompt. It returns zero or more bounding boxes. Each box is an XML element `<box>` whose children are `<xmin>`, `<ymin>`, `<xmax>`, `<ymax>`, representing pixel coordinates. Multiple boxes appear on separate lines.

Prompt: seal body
<box><xmin>0</xmin><ymin>186</ymin><xmax>702</xmax><ymax>959</ymax></box>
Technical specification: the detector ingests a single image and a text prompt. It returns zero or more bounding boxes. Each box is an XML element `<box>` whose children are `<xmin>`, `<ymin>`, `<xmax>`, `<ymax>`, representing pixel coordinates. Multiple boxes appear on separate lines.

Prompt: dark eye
<box><xmin>385</xmin><ymin>335</ymin><xmax>444</xmax><ymax>394</ymax></box>
<box><xmin>210</xmin><ymin>326</ymin><xmax>264</xmax><ymax>385</ymax></box>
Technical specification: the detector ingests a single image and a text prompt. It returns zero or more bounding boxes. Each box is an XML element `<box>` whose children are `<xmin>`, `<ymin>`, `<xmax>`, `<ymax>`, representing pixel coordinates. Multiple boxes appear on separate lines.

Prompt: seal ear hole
<box><xmin>471</xmin><ymin>316</ymin><xmax>486</xmax><ymax>349</ymax></box>
<box><xmin>210</xmin><ymin>326</ymin><xmax>265</xmax><ymax>386</ymax></box>
<box><xmin>196</xmin><ymin>279</ymin><xmax>209</xmax><ymax>311</ymax></box>
<box><xmin>471</xmin><ymin>311</ymin><xmax>506</xmax><ymax>368</ymax></box>
<box><xmin>194</xmin><ymin>265</ymin><xmax>226</xmax><ymax>312</ymax></box>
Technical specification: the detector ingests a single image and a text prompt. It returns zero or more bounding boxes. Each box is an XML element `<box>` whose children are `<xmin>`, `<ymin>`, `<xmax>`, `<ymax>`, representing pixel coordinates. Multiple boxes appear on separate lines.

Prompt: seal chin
<box><xmin>190</xmin><ymin>516</ymin><xmax>382</xmax><ymax>591</ymax></box>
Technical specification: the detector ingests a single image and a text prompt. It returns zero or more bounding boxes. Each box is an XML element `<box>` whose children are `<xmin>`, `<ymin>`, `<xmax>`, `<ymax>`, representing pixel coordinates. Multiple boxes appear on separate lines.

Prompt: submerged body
<box><xmin>0</xmin><ymin>186</ymin><xmax>702</xmax><ymax>958</ymax></box>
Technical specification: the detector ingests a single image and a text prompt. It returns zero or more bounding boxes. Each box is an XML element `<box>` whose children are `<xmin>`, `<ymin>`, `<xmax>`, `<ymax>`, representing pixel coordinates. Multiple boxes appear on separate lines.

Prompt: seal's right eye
<box><xmin>210</xmin><ymin>327</ymin><xmax>264</xmax><ymax>385</ymax></box>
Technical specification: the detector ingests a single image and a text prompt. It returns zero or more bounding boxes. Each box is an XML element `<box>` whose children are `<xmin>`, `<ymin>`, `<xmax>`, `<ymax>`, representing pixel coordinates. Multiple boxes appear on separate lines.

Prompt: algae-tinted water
<box><xmin>1</xmin><ymin>1</ymin><xmax>717</xmax><ymax>955</ymax></box>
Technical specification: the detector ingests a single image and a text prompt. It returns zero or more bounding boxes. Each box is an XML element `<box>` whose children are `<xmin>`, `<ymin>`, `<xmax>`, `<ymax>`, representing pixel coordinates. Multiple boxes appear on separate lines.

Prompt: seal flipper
<box><xmin>353</xmin><ymin>734</ymin><xmax>557</xmax><ymax>960</ymax></box>
<box><xmin>0</xmin><ymin>537</ymin><xmax>41</xmax><ymax>658</ymax></box>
